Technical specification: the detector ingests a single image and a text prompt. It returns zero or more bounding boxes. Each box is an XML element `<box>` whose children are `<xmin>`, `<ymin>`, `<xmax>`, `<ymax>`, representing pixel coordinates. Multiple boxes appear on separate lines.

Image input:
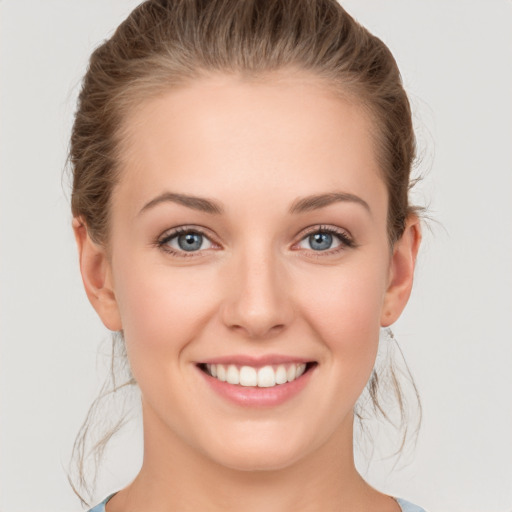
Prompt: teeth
<box><xmin>287</xmin><ymin>364</ymin><xmax>296</xmax><ymax>382</ymax></box>
<box><xmin>226</xmin><ymin>365</ymin><xmax>240</xmax><ymax>385</ymax></box>
<box><xmin>205</xmin><ymin>362</ymin><xmax>310</xmax><ymax>387</ymax></box>
<box><xmin>275</xmin><ymin>365</ymin><xmax>288</xmax><ymax>385</ymax></box>
<box><xmin>240</xmin><ymin>366</ymin><xmax>257</xmax><ymax>386</ymax></box>
<box><xmin>257</xmin><ymin>366</ymin><xmax>275</xmax><ymax>387</ymax></box>
<box><xmin>217</xmin><ymin>364</ymin><xmax>226</xmax><ymax>382</ymax></box>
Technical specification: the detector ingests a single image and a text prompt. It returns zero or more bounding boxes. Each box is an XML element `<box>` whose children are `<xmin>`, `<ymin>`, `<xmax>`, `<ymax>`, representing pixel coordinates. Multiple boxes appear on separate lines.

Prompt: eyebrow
<box><xmin>289</xmin><ymin>192</ymin><xmax>371</xmax><ymax>215</ymax></box>
<box><xmin>139</xmin><ymin>190</ymin><xmax>370</xmax><ymax>217</ymax></box>
<box><xmin>139</xmin><ymin>192</ymin><xmax>224</xmax><ymax>216</ymax></box>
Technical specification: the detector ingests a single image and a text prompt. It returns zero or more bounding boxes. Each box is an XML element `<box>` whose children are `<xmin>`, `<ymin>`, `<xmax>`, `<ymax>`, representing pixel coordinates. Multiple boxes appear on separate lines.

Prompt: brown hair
<box><xmin>69</xmin><ymin>0</ymin><xmax>421</xmax><ymax>503</ymax></box>
<box><xmin>71</xmin><ymin>0</ymin><xmax>418</xmax><ymax>245</ymax></box>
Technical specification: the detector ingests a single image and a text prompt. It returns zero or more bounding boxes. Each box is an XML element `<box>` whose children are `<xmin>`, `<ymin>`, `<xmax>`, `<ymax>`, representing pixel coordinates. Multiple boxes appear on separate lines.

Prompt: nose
<box><xmin>221</xmin><ymin>247</ymin><xmax>294</xmax><ymax>340</ymax></box>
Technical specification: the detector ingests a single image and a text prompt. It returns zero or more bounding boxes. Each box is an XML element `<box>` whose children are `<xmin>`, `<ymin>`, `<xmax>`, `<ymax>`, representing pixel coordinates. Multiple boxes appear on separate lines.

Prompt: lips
<box><xmin>197</xmin><ymin>358</ymin><xmax>317</xmax><ymax>407</ymax></box>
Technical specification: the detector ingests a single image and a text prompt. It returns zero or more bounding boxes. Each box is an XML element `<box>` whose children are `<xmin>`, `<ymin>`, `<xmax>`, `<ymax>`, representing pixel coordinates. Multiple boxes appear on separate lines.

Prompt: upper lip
<box><xmin>197</xmin><ymin>354</ymin><xmax>314</xmax><ymax>367</ymax></box>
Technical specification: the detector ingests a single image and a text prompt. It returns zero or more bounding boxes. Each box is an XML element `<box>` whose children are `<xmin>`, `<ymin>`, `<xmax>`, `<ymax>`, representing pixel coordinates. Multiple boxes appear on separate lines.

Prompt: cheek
<box><xmin>296</xmin><ymin>257</ymin><xmax>389</xmax><ymax>371</ymax></box>
<box><xmin>112</xmin><ymin>261</ymin><xmax>219</xmax><ymax>366</ymax></box>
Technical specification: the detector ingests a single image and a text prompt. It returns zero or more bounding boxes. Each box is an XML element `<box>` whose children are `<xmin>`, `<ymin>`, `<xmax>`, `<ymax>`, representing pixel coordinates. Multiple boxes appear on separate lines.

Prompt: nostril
<box><xmin>269</xmin><ymin>324</ymin><xmax>285</xmax><ymax>333</ymax></box>
<box><xmin>228</xmin><ymin>322</ymin><xmax>286</xmax><ymax>340</ymax></box>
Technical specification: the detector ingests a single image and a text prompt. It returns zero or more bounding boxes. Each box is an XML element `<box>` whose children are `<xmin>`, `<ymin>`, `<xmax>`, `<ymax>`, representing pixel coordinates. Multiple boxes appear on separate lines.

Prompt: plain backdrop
<box><xmin>1</xmin><ymin>1</ymin><xmax>511</xmax><ymax>511</ymax></box>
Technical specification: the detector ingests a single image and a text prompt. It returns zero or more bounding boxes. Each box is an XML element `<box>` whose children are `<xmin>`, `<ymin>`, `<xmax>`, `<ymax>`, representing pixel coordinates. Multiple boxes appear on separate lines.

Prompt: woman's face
<box><xmin>82</xmin><ymin>71</ymin><xmax>416</xmax><ymax>471</ymax></box>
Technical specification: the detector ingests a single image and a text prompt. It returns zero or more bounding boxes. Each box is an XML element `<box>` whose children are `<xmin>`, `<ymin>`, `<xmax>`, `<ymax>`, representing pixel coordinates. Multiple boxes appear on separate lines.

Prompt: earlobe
<box><xmin>380</xmin><ymin>216</ymin><xmax>422</xmax><ymax>327</ymax></box>
<box><xmin>72</xmin><ymin>218</ymin><xmax>122</xmax><ymax>331</ymax></box>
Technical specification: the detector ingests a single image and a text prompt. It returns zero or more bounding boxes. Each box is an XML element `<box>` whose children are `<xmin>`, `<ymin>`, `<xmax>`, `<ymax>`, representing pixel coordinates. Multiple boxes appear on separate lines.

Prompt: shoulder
<box><xmin>87</xmin><ymin>494</ymin><xmax>116</xmax><ymax>512</ymax></box>
<box><xmin>395</xmin><ymin>497</ymin><xmax>428</xmax><ymax>512</ymax></box>
<box><xmin>87</xmin><ymin>503</ymin><xmax>105</xmax><ymax>512</ymax></box>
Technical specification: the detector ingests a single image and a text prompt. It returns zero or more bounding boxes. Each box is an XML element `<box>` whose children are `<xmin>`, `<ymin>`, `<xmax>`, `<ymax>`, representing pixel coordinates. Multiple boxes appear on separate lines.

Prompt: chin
<box><xmin>214</xmin><ymin>449</ymin><xmax>302</xmax><ymax>473</ymax></box>
<box><xmin>201</xmin><ymin>429</ymin><xmax>313</xmax><ymax>472</ymax></box>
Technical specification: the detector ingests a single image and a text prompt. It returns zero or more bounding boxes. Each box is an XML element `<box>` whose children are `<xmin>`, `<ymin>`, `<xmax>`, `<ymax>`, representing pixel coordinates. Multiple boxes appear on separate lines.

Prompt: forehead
<box><xmin>113</xmin><ymin>71</ymin><xmax>387</xmax><ymax>218</ymax></box>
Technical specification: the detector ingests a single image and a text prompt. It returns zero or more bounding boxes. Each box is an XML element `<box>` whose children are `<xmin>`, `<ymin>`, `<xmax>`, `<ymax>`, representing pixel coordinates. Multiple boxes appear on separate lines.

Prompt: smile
<box><xmin>201</xmin><ymin>363</ymin><xmax>310</xmax><ymax>388</ymax></box>
<box><xmin>197</xmin><ymin>357</ymin><xmax>317</xmax><ymax>407</ymax></box>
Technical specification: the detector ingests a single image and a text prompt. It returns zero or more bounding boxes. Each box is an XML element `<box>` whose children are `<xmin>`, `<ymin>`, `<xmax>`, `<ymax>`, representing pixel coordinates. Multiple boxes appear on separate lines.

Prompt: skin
<box><xmin>74</xmin><ymin>70</ymin><xmax>420</xmax><ymax>512</ymax></box>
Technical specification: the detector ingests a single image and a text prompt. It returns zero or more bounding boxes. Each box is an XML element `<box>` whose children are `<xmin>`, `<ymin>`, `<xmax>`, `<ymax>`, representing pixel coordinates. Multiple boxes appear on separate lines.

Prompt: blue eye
<box><xmin>308</xmin><ymin>232</ymin><xmax>334</xmax><ymax>251</ymax></box>
<box><xmin>160</xmin><ymin>229</ymin><xmax>213</xmax><ymax>253</ymax></box>
<box><xmin>177</xmin><ymin>232</ymin><xmax>204</xmax><ymax>251</ymax></box>
<box><xmin>297</xmin><ymin>227</ymin><xmax>353</xmax><ymax>252</ymax></box>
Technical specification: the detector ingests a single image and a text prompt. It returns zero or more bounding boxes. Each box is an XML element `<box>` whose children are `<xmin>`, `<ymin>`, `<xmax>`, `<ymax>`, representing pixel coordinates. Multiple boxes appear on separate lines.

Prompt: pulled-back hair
<box><xmin>71</xmin><ymin>0</ymin><xmax>418</xmax><ymax>245</ymax></box>
<box><xmin>69</xmin><ymin>0</ymin><xmax>421</xmax><ymax>504</ymax></box>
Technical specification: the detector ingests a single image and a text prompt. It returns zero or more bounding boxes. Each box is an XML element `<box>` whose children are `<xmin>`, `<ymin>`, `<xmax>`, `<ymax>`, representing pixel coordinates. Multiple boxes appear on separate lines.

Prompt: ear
<box><xmin>72</xmin><ymin>218</ymin><xmax>122</xmax><ymax>331</ymax></box>
<box><xmin>380</xmin><ymin>216</ymin><xmax>422</xmax><ymax>327</ymax></box>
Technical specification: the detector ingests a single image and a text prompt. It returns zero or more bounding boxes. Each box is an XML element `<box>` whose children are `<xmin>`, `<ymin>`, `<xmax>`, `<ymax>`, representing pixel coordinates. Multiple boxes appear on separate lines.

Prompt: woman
<box><xmin>70</xmin><ymin>0</ymin><xmax>425</xmax><ymax>510</ymax></box>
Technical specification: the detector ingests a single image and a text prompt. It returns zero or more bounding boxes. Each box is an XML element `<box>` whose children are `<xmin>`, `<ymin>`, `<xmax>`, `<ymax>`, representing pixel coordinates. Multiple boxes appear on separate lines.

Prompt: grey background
<box><xmin>1</xmin><ymin>1</ymin><xmax>511</xmax><ymax>510</ymax></box>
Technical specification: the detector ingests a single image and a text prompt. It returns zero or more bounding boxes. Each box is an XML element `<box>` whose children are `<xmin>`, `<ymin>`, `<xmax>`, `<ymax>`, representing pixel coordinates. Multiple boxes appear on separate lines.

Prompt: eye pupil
<box><xmin>178</xmin><ymin>233</ymin><xmax>203</xmax><ymax>251</ymax></box>
<box><xmin>309</xmin><ymin>232</ymin><xmax>333</xmax><ymax>251</ymax></box>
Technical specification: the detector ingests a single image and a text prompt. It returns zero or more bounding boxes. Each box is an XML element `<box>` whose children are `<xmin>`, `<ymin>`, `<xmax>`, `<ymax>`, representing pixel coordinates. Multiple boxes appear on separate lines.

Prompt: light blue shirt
<box><xmin>89</xmin><ymin>493</ymin><xmax>427</xmax><ymax>511</ymax></box>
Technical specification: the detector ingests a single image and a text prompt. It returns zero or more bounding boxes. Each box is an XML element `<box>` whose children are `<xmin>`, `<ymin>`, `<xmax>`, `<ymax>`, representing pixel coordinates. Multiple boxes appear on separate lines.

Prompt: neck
<box><xmin>107</xmin><ymin>401</ymin><xmax>396</xmax><ymax>512</ymax></box>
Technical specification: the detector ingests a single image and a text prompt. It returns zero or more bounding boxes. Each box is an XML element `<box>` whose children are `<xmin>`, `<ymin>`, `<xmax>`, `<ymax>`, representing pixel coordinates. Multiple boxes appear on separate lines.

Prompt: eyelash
<box><xmin>156</xmin><ymin>226</ymin><xmax>216</xmax><ymax>258</ymax></box>
<box><xmin>156</xmin><ymin>224</ymin><xmax>355</xmax><ymax>258</ymax></box>
<box><xmin>294</xmin><ymin>225</ymin><xmax>356</xmax><ymax>256</ymax></box>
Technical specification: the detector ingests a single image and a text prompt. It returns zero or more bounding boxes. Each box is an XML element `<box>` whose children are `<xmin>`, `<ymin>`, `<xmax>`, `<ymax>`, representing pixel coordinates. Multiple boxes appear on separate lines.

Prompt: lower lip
<box><xmin>198</xmin><ymin>366</ymin><xmax>315</xmax><ymax>407</ymax></box>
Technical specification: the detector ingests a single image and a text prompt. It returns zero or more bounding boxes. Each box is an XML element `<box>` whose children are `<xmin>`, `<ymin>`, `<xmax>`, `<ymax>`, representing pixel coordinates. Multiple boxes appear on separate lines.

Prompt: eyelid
<box><xmin>156</xmin><ymin>225</ymin><xmax>221</xmax><ymax>257</ymax></box>
<box><xmin>154</xmin><ymin>223</ymin><xmax>355</xmax><ymax>258</ymax></box>
<box><xmin>292</xmin><ymin>224</ymin><xmax>356</xmax><ymax>253</ymax></box>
